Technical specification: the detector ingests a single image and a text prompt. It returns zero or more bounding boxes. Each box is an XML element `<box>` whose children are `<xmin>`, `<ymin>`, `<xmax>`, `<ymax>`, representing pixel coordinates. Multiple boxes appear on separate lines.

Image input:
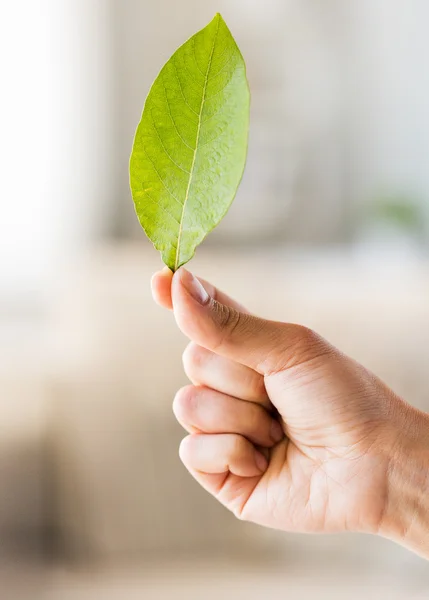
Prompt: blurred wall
<box><xmin>342</xmin><ymin>0</ymin><xmax>429</xmax><ymax>238</ymax></box>
<box><xmin>0</xmin><ymin>1</ymin><xmax>118</xmax><ymax>310</ymax></box>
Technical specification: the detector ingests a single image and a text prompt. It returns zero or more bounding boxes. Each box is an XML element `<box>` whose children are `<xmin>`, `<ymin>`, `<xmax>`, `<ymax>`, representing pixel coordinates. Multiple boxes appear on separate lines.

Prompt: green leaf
<box><xmin>130</xmin><ymin>13</ymin><xmax>250</xmax><ymax>271</ymax></box>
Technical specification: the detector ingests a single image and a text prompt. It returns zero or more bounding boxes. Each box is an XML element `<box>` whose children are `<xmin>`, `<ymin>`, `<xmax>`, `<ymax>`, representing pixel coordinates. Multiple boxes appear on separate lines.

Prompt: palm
<box><xmin>216</xmin><ymin>362</ymin><xmax>391</xmax><ymax>535</ymax></box>
<box><xmin>217</xmin><ymin>437</ymin><xmax>387</xmax><ymax>534</ymax></box>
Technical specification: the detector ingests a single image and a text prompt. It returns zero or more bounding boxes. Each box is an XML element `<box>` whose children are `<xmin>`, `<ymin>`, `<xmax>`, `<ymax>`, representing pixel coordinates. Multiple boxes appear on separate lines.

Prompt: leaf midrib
<box><xmin>174</xmin><ymin>18</ymin><xmax>220</xmax><ymax>271</ymax></box>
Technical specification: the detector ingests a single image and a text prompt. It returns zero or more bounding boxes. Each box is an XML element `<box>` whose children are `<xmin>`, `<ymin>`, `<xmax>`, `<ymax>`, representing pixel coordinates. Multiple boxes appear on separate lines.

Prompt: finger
<box><xmin>179</xmin><ymin>433</ymin><xmax>268</xmax><ymax>478</ymax></box>
<box><xmin>151</xmin><ymin>267</ymin><xmax>174</xmax><ymax>309</ymax></box>
<box><xmin>173</xmin><ymin>386</ymin><xmax>284</xmax><ymax>447</ymax></box>
<box><xmin>151</xmin><ymin>269</ymin><xmax>249</xmax><ymax>313</ymax></box>
<box><xmin>182</xmin><ymin>343</ymin><xmax>269</xmax><ymax>407</ymax></box>
<box><xmin>172</xmin><ymin>268</ymin><xmax>332</xmax><ymax>375</ymax></box>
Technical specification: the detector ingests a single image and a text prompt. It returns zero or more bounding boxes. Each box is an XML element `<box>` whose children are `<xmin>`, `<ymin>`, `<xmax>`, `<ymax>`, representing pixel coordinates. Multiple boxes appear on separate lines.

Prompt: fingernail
<box><xmin>254</xmin><ymin>450</ymin><xmax>268</xmax><ymax>472</ymax></box>
<box><xmin>179</xmin><ymin>269</ymin><xmax>209</xmax><ymax>305</ymax></box>
<box><xmin>270</xmin><ymin>420</ymin><xmax>284</xmax><ymax>443</ymax></box>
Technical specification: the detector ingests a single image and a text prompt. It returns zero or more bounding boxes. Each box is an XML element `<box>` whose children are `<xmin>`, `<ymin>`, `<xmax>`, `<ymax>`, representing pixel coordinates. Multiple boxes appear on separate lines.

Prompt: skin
<box><xmin>151</xmin><ymin>267</ymin><xmax>429</xmax><ymax>559</ymax></box>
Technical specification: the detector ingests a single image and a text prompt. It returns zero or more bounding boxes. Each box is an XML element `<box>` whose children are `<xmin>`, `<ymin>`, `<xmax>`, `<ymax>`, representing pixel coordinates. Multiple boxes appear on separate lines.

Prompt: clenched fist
<box><xmin>151</xmin><ymin>267</ymin><xmax>429</xmax><ymax>559</ymax></box>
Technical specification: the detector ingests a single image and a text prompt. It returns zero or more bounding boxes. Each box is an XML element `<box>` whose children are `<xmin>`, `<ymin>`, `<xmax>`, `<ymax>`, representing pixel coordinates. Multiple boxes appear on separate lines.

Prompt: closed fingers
<box><xmin>173</xmin><ymin>385</ymin><xmax>283</xmax><ymax>447</ymax></box>
<box><xmin>182</xmin><ymin>342</ymin><xmax>270</xmax><ymax>408</ymax></box>
<box><xmin>179</xmin><ymin>433</ymin><xmax>268</xmax><ymax>478</ymax></box>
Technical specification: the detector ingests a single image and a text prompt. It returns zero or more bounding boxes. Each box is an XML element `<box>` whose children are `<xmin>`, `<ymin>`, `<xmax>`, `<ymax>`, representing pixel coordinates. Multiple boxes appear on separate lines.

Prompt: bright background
<box><xmin>1</xmin><ymin>1</ymin><xmax>429</xmax><ymax>598</ymax></box>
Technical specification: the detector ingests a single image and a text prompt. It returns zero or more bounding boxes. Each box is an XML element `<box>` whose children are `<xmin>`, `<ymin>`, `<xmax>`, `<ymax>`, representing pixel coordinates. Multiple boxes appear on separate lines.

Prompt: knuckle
<box><xmin>245</xmin><ymin>370</ymin><xmax>266</xmax><ymax>401</ymax></box>
<box><xmin>264</xmin><ymin>324</ymin><xmax>333</xmax><ymax>375</ymax></box>
<box><xmin>247</xmin><ymin>404</ymin><xmax>264</xmax><ymax>434</ymax></box>
<box><xmin>214</xmin><ymin>302</ymin><xmax>241</xmax><ymax>333</ymax></box>
<box><xmin>230</xmin><ymin>435</ymin><xmax>247</xmax><ymax>460</ymax></box>
<box><xmin>291</xmin><ymin>325</ymin><xmax>333</xmax><ymax>363</ymax></box>
<box><xmin>211</xmin><ymin>302</ymin><xmax>251</xmax><ymax>349</ymax></box>
<box><xmin>295</xmin><ymin>325</ymin><xmax>321</xmax><ymax>345</ymax></box>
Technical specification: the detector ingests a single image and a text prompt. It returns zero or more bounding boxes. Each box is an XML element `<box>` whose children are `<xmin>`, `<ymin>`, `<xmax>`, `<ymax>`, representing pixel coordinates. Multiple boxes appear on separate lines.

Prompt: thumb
<box><xmin>172</xmin><ymin>268</ymin><xmax>330</xmax><ymax>376</ymax></box>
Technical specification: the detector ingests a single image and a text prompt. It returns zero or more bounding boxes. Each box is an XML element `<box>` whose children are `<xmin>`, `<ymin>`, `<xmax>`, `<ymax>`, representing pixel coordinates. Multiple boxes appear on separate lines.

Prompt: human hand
<box><xmin>151</xmin><ymin>267</ymin><xmax>429</xmax><ymax>556</ymax></box>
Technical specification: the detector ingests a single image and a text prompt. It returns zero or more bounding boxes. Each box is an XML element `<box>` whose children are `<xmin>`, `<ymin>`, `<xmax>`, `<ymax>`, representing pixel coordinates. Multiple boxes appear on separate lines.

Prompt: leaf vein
<box><xmin>205</xmin><ymin>71</ymin><xmax>237</xmax><ymax>101</ymax></box>
<box><xmin>192</xmin><ymin>38</ymin><xmax>205</xmax><ymax>77</ymax></box>
<box><xmin>174</xmin><ymin>17</ymin><xmax>220</xmax><ymax>271</ymax></box>
<box><xmin>171</xmin><ymin>58</ymin><xmax>200</xmax><ymax>117</ymax></box>
<box><xmin>149</xmin><ymin>110</ymin><xmax>192</xmax><ymax>174</ymax></box>
<box><xmin>141</xmin><ymin>146</ymin><xmax>184</xmax><ymax>208</ymax></box>
<box><xmin>199</xmin><ymin>128</ymin><xmax>228</xmax><ymax>148</ymax></box>
<box><xmin>161</xmin><ymin>82</ymin><xmax>195</xmax><ymax>151</ymax></box>
<box><xmin>179</xmin><ymin>53</ymin><xmax>205</xmax><ymax>89</ymax></box>
<box><xmin>207</xmin><ymin>49</ymin><xmax>236</xmax><ymax>81</ymax></box>
<box><xmin>142</xmin><ymin>189</ymin><xmax>181</xmax><ymax>226</ymax></box>
<box><xmin>201</xmin><ymin>103</ymin><xmax>229</xmax><ymax>125</ymax></box>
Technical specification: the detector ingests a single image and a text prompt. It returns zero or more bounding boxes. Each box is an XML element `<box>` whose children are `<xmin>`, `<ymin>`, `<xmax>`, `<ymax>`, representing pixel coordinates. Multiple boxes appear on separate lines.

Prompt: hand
<box><xmin>151</xmin><ymin>267</ymin><xmax>429</xmax><ymax>555</ymax></box>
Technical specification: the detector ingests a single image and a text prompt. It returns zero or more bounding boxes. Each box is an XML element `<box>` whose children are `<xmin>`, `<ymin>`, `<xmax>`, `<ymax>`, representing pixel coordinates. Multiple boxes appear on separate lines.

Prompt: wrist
<box><xmin>379</xmin><ymin>401</ymin><xmax>429</xmax><ymax>558</ymax></box>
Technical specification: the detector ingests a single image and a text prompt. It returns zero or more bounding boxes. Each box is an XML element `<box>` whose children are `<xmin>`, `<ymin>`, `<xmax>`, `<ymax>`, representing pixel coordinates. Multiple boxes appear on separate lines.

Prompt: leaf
<box><xmin>129</xmin><ymin>13</ymin><xmax>250</xmax><ymax>271</ymax></box>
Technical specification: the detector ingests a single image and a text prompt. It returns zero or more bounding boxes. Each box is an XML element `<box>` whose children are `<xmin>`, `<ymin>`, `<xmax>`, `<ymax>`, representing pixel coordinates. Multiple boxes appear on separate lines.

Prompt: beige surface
<box><xmin>3</xmin><ymin>559</ymin><xmax>429</xmax><ymax>600</ymax></box>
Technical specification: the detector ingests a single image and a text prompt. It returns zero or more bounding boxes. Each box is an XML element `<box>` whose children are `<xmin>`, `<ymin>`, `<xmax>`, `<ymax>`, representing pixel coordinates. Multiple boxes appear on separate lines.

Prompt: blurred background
<box><xmin>2</xmin><ymin>0</ymin><xmax>429</xmax><ymax>598</ymax></box>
